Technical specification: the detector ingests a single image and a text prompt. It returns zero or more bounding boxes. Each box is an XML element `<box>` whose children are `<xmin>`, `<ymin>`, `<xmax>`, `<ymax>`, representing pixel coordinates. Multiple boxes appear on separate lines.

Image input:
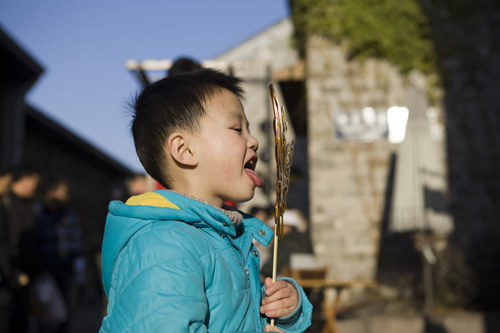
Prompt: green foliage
<box><xmin>288</xmin><ymin>0</ymin><xmax>438</xmax><ymax>76</ymax></box>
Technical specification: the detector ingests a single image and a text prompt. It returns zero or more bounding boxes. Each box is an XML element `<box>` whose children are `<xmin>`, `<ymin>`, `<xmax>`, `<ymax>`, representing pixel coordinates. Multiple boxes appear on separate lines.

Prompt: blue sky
<box><xmin>0</xmin><ymin>1</ymin><xmax>289</xmax><ymax>172</ymax></box>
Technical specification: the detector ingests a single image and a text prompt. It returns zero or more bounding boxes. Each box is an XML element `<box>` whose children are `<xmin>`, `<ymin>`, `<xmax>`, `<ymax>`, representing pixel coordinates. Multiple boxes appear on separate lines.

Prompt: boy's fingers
<box><xmin>261</xmin><ymin>297</ymin><xmax>296</xmax><ymax>313</ymax></box>
<box><xmin>264</xmin><ymin>325</ymin><xmax>285</xmax><ymax>332</ymax></box>
<box><xmin>265</xmin><ymin>277</ymin><xmax>273</xmax><ymax>289</ymax></box>
<box><xmin>265</xmin><ymin>279</ymin><xmax>288</xmax><ymax>296</ymax></box>
<box><xmin>261</xmin><ymin>306</ymin><xmax>294</xmax><ymax>319</ymax></box>
<box><xmin>262</xmin><ymin>286</ymin><xmax>295</xmax><ymax>304</ymax></box>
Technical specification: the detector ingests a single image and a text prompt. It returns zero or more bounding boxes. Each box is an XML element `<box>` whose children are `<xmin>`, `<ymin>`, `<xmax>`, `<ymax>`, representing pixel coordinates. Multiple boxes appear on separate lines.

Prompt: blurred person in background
<box><xmin>0</xmin><ymin>167</ymin><xmax>12</xmax><ymax>196</ymax></box>
<box><xmin>167</xmin><ymin>56</ymin><xmax>202</xmax><ymax>77</ymax></box>
<box><xmin>35</xmin><ymin>179</ymin><xmax>82</xmax><ymax>332</ymax></box>
<box><xmin>4</xmin><ymin>166</ymin><xmax>40</xmax><ymax>333</ymax></box>
<box><xmin>0</xmin><ymin>167</ymin><xmax>13</xmax><ymax>332</ymax></box>
<box><xmin>261</xmin><ymin>208</ymin><xmax>313</xmax><ymax>279</ymax></box>
<box><xmin>125</xmin><ymin>173</ymin><xmax>148</xmax><ymax>197</ymax></box>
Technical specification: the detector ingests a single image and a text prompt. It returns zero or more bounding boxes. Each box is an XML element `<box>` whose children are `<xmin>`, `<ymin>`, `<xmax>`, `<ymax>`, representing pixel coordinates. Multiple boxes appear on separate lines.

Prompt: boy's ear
<box><xmin>167</xmin><ymin>132</ymin><xmax>198</xmax><ymax>167</ymax></box>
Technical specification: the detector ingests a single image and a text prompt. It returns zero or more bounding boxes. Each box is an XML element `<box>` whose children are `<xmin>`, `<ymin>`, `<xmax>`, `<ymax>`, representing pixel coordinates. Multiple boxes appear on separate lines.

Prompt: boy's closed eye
<box><xmin>233</xmin><ymin>128</ymin><xmax>243</xmax><ymax>133</ymax></box>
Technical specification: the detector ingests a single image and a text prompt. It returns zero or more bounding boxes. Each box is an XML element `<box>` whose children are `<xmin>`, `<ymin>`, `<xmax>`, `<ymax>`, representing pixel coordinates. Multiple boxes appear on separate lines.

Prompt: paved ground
<box><xmin>335</xmin><ymin>312</ymin><xmax>500</xmax><ymax>333</ymax></box>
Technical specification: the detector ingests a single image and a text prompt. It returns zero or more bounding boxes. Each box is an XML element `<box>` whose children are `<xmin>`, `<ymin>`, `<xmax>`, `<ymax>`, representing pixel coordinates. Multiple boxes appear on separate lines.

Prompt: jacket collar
<box><xmin>154</xmin><ymin>190</ymin><xmax>273</xmax><ymax>245</ymax></box>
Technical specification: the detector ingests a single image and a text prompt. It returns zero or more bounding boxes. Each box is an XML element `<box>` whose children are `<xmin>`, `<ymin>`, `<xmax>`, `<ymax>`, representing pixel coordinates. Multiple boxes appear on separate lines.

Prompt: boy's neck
<box><xmin>171</xmin><ymin>184</ymin><xmax>224</xmax><ymax>207</ymax></box>
<box><xmin>169</xmin><ymin>189</ymin><xmax>242</xmax><ymax>226</ymax></box>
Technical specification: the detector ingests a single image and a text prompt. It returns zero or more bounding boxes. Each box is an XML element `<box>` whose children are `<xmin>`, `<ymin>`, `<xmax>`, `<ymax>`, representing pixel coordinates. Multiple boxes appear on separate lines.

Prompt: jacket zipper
<box><xmin>227</xmin><ymin>237</ymin><xmax>250</xmax><ymax>282</ymax></box>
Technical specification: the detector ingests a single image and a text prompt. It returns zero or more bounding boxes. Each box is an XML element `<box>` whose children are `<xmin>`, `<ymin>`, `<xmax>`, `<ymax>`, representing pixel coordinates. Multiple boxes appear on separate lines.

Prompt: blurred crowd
<box><xmin>0</xmin><ymin>167</ymin><xmax>83</xmax><ymax>333</ymax></box>
<box><xmin>0</xmin><ymin>168</ymin><xmax>155</xmax><ymax>333</ymax></box>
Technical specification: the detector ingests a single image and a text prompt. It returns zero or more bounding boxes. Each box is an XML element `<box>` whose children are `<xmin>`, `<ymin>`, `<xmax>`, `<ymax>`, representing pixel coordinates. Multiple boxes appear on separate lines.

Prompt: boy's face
<box><xmin>191</xmin><ymin>89</ymin><xmax>263</xmax><ymax>205</ymax></box>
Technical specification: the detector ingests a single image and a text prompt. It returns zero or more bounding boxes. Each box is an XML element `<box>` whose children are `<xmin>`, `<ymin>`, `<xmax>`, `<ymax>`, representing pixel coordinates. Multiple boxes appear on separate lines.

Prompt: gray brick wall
<box><xmin>306</xmin><ymin>36</ymin><xmax>407</xmax><ymax>281</ymax></box>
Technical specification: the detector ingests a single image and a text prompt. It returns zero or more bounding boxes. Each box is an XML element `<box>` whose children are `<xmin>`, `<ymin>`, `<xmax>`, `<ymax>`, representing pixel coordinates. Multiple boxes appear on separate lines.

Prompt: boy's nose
<box><xmin>248</xmin><ymin>134</ymin><xmax>259</xmax><ymax>152</ymax></box>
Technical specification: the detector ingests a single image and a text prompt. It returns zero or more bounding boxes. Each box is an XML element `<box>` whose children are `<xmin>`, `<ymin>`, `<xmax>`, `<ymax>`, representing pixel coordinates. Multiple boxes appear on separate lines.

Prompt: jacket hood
<box><xmin>101</xmin><ymin>190</ymin><xmax>273</xmax><ymax>296</ymax></box>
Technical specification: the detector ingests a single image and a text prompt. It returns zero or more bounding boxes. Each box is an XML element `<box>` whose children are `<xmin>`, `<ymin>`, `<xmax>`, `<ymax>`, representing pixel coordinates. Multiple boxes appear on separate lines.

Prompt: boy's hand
<box><xmin>260</xmin><ymin>277</ymin><xmax>298</xmax><ymax>318</ymax></box>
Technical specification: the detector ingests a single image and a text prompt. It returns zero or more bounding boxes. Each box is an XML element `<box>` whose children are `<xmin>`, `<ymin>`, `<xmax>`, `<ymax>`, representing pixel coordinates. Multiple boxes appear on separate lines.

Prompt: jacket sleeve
<box><xmin>260</xmin><ymin>277</ymin><xmax>313</xmax><ymax>333</ymax></box>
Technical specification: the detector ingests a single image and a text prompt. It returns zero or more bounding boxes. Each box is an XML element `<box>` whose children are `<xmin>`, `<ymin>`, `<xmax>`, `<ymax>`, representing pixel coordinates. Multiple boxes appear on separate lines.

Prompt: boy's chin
<box><xmin>229</xmin><ymin>190</ymin><xmax>256</xmax><ymax>204</ymax></box>
<box><xmin>239</xmin><ymin>194</ymin><xmax>255</xmax><ymax>203</ymax></box>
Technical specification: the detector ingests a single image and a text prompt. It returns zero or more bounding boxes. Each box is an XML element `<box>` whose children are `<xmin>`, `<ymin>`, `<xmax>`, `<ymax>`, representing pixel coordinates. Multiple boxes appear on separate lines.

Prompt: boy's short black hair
<box><xmin>131</xmin><ymin>68</ymin><xmax>244</xmax><ymax>189</ymax></box>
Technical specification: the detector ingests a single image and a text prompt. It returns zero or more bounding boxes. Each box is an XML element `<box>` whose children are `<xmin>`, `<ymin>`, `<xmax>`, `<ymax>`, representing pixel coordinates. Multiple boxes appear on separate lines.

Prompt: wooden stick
<box><xmin>272</xmin><ymin>222</ymin><xmax>279</xmax><ymax>284</ymax></box>
<box><xmin>270</xmin><ymin>222</ymin><xmax>279</xmax><ymax>330</ymax></box>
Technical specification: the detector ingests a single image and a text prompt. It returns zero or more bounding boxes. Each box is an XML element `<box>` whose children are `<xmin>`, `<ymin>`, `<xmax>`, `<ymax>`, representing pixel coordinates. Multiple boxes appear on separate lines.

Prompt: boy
<box><xmin>99</xmin><ymin>69</ymin><xmax>312</xmax><ymax>332</ymax></box>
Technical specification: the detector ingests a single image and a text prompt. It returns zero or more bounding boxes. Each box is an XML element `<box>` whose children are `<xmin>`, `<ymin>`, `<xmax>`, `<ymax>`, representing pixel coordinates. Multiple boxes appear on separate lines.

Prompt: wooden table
<box><xmin>295</xmin><ymin>279</ymin><xmax>376</xmax><ymax>333</ymax></box>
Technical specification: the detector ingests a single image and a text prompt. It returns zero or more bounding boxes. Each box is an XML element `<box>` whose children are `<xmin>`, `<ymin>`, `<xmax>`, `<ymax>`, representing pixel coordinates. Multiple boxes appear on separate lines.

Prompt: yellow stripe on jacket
<box><xmin>125</xmin><ymin>192</ymin><xmax>180</xmax><ymax>209</ymax></box>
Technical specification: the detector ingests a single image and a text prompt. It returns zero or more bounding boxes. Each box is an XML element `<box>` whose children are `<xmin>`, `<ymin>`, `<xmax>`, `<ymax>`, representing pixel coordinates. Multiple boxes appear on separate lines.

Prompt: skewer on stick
<box><xmin>269</xmin><ymin>84</ymin><xmax>294</xmax><ymax>330</ymax></box>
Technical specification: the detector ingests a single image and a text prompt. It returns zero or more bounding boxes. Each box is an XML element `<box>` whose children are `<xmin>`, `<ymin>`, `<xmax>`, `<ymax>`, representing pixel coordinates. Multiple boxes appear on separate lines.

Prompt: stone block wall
<box><xmin>306</xmin><ymin>36</ymin><xmax>408</xmax><ymax>281</ymax></box>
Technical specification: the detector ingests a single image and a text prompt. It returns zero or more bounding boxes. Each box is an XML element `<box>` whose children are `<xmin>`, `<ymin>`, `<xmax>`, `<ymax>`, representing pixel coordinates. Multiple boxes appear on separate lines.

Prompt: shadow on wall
<box><xmin>376</xmin><ymin>153</ymin><xmax>422</xmax><ymax>303</ymax></box>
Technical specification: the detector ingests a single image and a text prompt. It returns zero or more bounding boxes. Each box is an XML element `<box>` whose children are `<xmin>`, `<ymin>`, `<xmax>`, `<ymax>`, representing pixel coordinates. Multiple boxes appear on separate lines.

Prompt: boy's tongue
<box><xmin>245</xmin><ymin>169</ymin><xmax>264</xmax><ymax>188</ymax></box>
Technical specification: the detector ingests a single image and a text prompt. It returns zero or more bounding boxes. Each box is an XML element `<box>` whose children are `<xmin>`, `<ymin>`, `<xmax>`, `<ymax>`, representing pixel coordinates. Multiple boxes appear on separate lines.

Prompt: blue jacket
<box><xmin>100</xmin><ymin>190</ymin><xmax>312</xmax><ymax>332</ymax></box>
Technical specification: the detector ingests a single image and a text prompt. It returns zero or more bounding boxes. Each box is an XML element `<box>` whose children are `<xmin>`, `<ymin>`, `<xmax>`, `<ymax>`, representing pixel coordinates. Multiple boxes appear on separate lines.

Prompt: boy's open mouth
<box><xmin>244</xmin><ymin>156</ymin><xmax>257</xmax><ymax>171</ymax></box>
<box><xmin>244</xmin><ymin>156</ymin><xmax>264</xmax><ymax>188</ymax></box>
